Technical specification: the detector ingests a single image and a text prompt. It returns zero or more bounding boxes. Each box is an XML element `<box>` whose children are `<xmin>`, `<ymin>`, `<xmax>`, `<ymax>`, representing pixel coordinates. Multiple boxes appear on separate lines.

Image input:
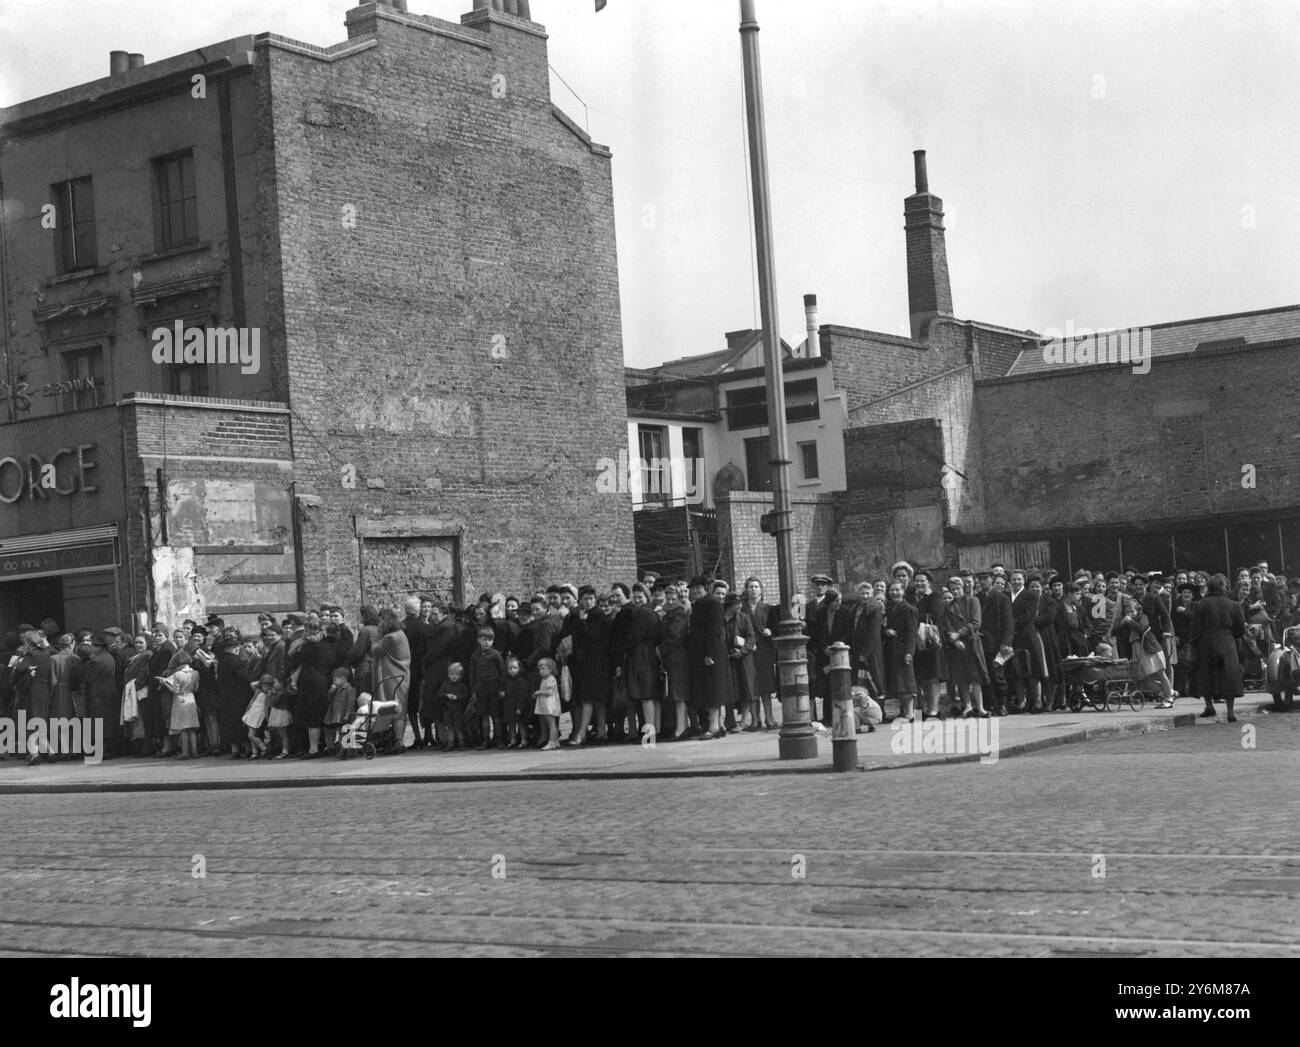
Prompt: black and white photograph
<box><xmin>0</xmin><ymin>0</ymin><xmax>1295</xmax><ymax>1014</ymax></box>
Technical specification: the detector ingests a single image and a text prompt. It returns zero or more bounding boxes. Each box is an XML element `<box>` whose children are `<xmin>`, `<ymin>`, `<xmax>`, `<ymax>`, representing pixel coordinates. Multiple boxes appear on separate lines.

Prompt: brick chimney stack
<box><xmin>904</xmin><ymin>150</ymin><xmax>953</xmax><ymax>342</ymax></box>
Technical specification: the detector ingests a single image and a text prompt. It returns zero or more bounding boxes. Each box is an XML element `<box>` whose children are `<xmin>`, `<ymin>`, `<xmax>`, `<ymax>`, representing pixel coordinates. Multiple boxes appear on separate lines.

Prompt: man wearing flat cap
<box><xmin>805</xmin><ymin>574</ymin><xmax>835</xmax><ymax>722</ymax></box>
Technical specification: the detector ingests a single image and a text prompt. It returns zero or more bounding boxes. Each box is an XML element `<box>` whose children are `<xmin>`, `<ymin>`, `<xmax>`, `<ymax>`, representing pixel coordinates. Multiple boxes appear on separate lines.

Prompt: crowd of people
<box><xmin>1</xmin><ymin>558</ymin><xmax>1295</xmax><ymax>766</ymax></box>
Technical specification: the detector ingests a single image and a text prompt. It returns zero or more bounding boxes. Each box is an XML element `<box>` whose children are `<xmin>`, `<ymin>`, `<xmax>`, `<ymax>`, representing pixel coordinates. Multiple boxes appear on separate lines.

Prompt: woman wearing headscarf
<box><xmin>1192</xmin><ymin>574</ymin><xmax>1246</xmax><ymax>722</ymax></box>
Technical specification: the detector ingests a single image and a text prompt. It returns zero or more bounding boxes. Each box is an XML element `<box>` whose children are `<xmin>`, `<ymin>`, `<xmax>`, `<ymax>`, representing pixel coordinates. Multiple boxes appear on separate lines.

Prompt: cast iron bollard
<box><xmin>828</xmin><ymin>642</ymin><xmax>857</xmax><ymax>771</ymax></box>
<box><xmin>775</xmin><ymin>624</ymin><xmax>818</xmax><ymax>760</ymax></box>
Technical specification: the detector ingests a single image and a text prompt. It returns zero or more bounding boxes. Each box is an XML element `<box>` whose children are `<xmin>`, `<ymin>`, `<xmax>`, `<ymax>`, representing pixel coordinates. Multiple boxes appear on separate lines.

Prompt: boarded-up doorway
<box><xmin>359</xmin><ymin>536</ymin><xmax>461</xmax><ymax>609</ymax></box>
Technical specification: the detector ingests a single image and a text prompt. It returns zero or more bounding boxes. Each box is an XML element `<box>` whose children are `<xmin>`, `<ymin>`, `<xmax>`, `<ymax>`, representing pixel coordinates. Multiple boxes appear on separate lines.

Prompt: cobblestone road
<box><xmin>1</xmin><ymin>714</ymin><xmax>1296</xmax><ymax>957</ymax></box>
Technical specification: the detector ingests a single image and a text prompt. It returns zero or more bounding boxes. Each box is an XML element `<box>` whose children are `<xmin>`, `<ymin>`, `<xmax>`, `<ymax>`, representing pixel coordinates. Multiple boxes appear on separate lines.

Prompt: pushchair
<box><xmin>1267</xmin><ymin>626</ymin><xmax>1300</xmax><ymax>711</ymax></box>
<box><xmin>1060</xmin><ymin>656</ymin><xmax>1156</xmax><ymax>713</ymax></box>
<box><xmin>338</xmin><ymin>674</ymin><xmax>407</xmax><ymax>760</ymax></box>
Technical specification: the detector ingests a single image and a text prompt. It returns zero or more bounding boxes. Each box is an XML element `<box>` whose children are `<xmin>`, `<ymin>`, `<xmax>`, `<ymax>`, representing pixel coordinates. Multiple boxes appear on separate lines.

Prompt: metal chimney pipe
<box><xmin>914</xmin><ymin>150</ymin><xmax>929</xmax><ymax>194</ymax></box>
<box><xmin>128</xmin><ymin>53</ymin><xmax>145</xmax><ymax>69</ymax></box>
<box><xmin>109</xmin><ymin>51</ymin><xmax>130</xmax><ymax>75</ymax></box>
<box><xmin>804</xmin><ymin>294</ymin><xmax>820</xmax><ymax>359</ymax></box>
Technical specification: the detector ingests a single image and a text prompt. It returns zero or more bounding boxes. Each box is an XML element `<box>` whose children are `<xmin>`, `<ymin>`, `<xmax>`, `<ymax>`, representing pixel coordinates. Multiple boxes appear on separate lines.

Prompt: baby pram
<box><xmin>338</xmin><ymin>674</ymin><xmax>407</xmax><ymax>760</ymax></box>
<box><xmin>1060</xmin><ymin>656</ymin><xmax>1158</xmax><ymax>713</ymax></box>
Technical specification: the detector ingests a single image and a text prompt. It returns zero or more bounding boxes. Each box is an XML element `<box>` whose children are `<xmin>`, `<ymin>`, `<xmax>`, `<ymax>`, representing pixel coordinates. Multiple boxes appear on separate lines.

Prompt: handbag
<box><xmin>287</xmin><ymin>665</ymin><xmax>301</xmax><ymax>696</ymax></box>
<box><xmin>1141</xmin><ymin>629</ymin><xmax>1163</xmax><ymax>656</ymax></box>
<box><xmin>1247</xmin><ymin>606</ymin><xmax>1273</xmax><ymax>626</ymax></box>
<box><xmin>120</xmin><ymin>681</ymin><xmax>140</xmax><ymax>725</ymax></box>
<box><xmin>916</xmin><ymin>621</ymin><xmax>940</xmax><ymax>651</ymax></box>
<box><xmin>559</xmin><ymin>662</ymin><xmax>573</xmax><ymax>704</ymax></box>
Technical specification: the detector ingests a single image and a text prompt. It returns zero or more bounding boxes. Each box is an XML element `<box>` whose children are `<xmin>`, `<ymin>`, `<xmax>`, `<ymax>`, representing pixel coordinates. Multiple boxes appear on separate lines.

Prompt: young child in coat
<box><xmin>534</xmin><ymin>658</ymin><xmax>562</xmax><ymax>751</ymax></box>
<box><xmin>264</xmin><ymin>676</ymin><xmax>293</xmax><ymax>760</ymax></box>
<box><xmin>243</xmin><ymin>675</ymin><xmax>273</xmax><ymax>759</ymax></box>
<box><xmin>323</xmin><ymin>666</ymin><xmax>359</xmax><ymax>755</ymax></box>
<box><xmin>158</xmin><ymin>652</ymin><xmax>201</xmax><ymax>760</ymax></box>
<box><xmin>469</xmin><ymin>628</ymin><xmax>507</xmax><ymax>750</ymax></box>
<box><xmin>439</xmin><ymin>663</ymin><xmax>470</xmax><ymax>752</ymax></box>
<box><xmin>503</xmin><ymin>656</ymin><xmax>531</xmax><ymax>750</ymax></box>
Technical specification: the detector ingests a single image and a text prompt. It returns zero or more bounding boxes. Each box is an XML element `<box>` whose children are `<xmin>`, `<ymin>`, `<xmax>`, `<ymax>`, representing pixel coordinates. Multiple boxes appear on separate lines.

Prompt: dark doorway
<box><xmin>0</xmin><ymin>575</ymin><xmax>65</xmax><ymax>639</ymax></box>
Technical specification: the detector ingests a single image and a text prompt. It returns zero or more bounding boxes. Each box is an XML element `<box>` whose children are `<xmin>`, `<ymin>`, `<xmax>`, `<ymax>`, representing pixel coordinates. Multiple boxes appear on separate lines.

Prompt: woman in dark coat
<box><xmin>850</xmin><ymin>582</ymin><xmax>886</xmax><ymax>703</ymax></box>
<box><xmin>658</xmin><ymin>585</ymin><xmax>693</xmax><ymax>740</ymax></box>
<box><xmin>1010</xmin><ymin>573</ymin><xmax>1050</xmax><ymax>713</ymax></box>
<box><xmin>620</xmin><ymin>584</ymin><xmax>663</xmax><ymax>741</ymax></box>
<box><xmin>908</xmin><ymin>571</ymin><xmax>947</xmax><ymax>719</ymax></box>
<box><xmin>723</xmin><ymin>593</ymin><xmax>757</xmax><ymax>730</ymax></box>
<box><xmin>348</xmin><ymin>606</ymin><xmax>380</xmax><ymax>695</ymax></box>
<box><xmin>687</xmin><ymin>577</ymin><xmax>731</xmax><ymax>739</ymax></box>
<box><xmin>741</xmin><ymin>577</ymin><xmax>778</xmax><ymax>710</ymax></box>
<box><xmin>568</xmin><ymin>586</ymin><xmax>612</xmax><ymax>747</ymax></box>
<box><xmin>1035</xmin><ymin>583</ymin><xmax>1063</xmax><ymax>710</ymax></box>
<box><xmin>1192</xmin><ymin>574</ymin><xmax>1246</xmax><ymax>722</ymax></box>
<box><xmin>288</xmin><ymin>624</ymin><xmax>335</xmax><ymax>758</ymax></box>
<box><xmin>941</xmin><ymin>575</ymin><xmax>988</xmax><ymax>717</ymax></box>
<box><xmin>883</xmin><ymin>582</ymin><xmax>919</xmax><ymax>721</ymax></box>
<box><xmin>215</xmin><ymin>633</ymin><xmax>253</xmax><ymax>759</ymax></box>
<box><xmin>123</xmin><ymin>635</ymin><xmax>153</xmax><ymax>756</ymax></box>
<box><xmin>192</xmin><ymin>631</ymin><xmax>220</xmax><ymax>754</ymax></box>
<box><xmin>143</xmin><ymin>627</ymin><xmax>176</xmax><ymax>754</ymax></box>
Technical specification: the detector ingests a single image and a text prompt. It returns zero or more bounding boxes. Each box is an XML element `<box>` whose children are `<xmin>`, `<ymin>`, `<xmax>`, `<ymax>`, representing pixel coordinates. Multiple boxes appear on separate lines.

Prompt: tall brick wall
<box><xmin>717</xmin><ymin>491</ymin><xmax>835</xmax><ymax>605</ymax></box>
<box><xmin>118</xmin><ymin>395</ymin><xmax>294</xmax><ymax>626</ymax></box>
<box><xmin>834</xmin><ymin>420</ymin><xmax>949</xmax><ymax>579</ymax></box>
<box><xmin>973</xmin><ymin>341</ymin><xmax>1300</xmax><ymax>534</ymax></box>
<box><xmin>257</xmin><ymin>6</ymin><xmax>635</xmax><ymax>608</ymax></box>
<box><xmin>849</xmin><ymin>363</ymin><xmax>980</xmax><ymax>536</ymax></box>
<box><xmin>825</xmin><ymin>325</ymin><xmax>966</xmax><ymax>413</ymax></box>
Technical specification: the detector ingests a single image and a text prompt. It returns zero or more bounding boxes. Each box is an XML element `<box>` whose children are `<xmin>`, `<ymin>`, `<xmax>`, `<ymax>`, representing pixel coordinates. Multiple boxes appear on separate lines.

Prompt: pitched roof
<box><xmin>1005</xmin><ymin>304</ymin><xmax>1300</xmax><ymax>377</ymax></box>
<box><xmin>641</xmin><ymin>330</ymin><xmax>797</xmax><ymax>382</ymax></box>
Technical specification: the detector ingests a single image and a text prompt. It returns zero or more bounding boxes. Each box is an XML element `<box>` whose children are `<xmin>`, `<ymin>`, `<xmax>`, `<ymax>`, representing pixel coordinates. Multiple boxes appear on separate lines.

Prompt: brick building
<box><xmin>626</xmin><ymin>148</ymin><xmax>1300</xmax><ymax>590</ymax></box>
<box><xmin>0</xmin><ymin>0</ymin><xmax>636</xmax><ymax>639</ymax></box>
<box><xmin>840</xmin><ymin>152</ymin><xmax>1300</xmax><ymax>580</ymax></box>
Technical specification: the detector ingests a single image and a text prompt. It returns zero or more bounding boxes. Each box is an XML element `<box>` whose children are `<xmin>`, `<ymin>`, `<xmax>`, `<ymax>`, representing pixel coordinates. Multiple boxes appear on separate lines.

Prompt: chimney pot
<box><xmin>913</xmin><ymin>150</ymin><xmax>929</xmax><ymax>194</ymax></box>
<box><xmin>128</xmin><ymin>53</ymin><xmax>145</xmax><ymax>69</ymax></box>
<box><xmin>109</xmin><ymin>50</ymin><xmax>130</xmax><ymax>75</ymax></box>
<box><xmin>804</xmin><ymin>294</ymin><xmax>821</xmax><ymax>360</ymax></box>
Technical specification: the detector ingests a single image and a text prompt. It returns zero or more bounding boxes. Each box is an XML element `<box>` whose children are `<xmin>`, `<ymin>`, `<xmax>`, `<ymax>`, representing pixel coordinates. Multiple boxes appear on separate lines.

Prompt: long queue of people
<box><xmin>1</xmin><ymin>558</ymin><xmax>1293</xmax><ymax>766</ymax></box>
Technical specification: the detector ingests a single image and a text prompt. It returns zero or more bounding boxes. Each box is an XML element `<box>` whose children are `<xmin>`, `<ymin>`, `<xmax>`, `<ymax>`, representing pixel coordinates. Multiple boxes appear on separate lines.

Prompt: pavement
<box><xmin>0</xmin><ymin>694</ymin><xmax>1283</xmax><ymax>793</ymax></box>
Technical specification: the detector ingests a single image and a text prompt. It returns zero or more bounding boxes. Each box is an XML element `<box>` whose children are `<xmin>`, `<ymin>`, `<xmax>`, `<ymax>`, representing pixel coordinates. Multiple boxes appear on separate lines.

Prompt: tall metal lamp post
<box><xmin>739</xmin><ymin>0</ymin><xmax>816</xmax><ymax>760</ymax></box>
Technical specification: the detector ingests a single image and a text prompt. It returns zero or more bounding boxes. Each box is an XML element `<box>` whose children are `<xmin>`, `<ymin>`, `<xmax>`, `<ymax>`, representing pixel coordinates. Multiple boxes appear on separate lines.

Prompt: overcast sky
<box><xmin>3</xmin><ymin>0</ymin><xmax>1297</xmax><ymax>368</ymax></box>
